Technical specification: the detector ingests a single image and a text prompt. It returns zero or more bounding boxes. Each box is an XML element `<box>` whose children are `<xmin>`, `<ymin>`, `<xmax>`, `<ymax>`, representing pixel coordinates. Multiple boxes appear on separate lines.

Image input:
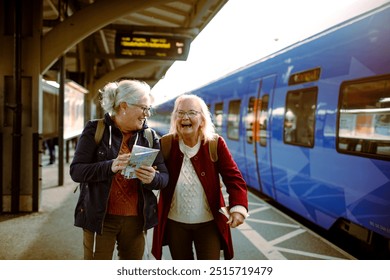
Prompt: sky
<box><xmin>151</xmin><ymin>0</ymin><xmax>389</xmax><ymax>105</ymax></box>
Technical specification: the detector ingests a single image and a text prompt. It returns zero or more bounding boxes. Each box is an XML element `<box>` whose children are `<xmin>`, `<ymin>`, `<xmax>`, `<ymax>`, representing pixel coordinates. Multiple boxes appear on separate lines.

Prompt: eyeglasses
<box><xmin>129</xmin><ymin>103</ymin><xmax>152</xmax><ymax>115</ymax></box>
<box><xmin>176</xmin><ymin>110</ymin><xmax>200</xmax><ymax>118</ymax></box>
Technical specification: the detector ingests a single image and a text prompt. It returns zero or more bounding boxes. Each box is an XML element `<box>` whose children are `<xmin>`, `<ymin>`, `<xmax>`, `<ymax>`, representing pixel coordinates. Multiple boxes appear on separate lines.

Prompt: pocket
<box><xmin>74</xmin><ymin>205</ymin><xmax>86</xmax><ymax>226</ymax></box>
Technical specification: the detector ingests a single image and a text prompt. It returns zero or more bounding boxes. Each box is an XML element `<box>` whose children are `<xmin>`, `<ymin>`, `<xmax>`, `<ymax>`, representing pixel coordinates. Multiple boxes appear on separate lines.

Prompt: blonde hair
<box><xmin>100</xmin><ymin>79</ymin><xmax>152</xmax><ymax>116</ymax></box>
<box><xmin>169</xmin><ymin>94</ymin><xmax>216</xmax><ymax>142</ymax></box>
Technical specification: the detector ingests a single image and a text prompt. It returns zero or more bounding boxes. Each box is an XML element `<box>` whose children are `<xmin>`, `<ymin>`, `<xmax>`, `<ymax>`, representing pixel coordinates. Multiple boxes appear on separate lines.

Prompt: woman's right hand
<box><xmin>111</xmin><ymin>153</ymin><xmax>130</xmax><ymax>173</ymax></box>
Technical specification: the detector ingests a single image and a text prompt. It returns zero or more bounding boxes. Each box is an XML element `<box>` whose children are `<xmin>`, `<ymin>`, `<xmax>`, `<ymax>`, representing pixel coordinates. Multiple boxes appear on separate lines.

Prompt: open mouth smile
<box><xmin>181</xmin><ymin>123</ymin><xmax>192</xmax><ymax>128</ymax></box>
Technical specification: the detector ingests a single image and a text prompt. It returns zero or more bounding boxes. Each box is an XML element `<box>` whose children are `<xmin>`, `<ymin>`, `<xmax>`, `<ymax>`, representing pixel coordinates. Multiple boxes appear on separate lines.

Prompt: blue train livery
<box><xmin>149</xmin><ymin>3</ymin><xmax>390</xmax><ymax>248</ymax></box>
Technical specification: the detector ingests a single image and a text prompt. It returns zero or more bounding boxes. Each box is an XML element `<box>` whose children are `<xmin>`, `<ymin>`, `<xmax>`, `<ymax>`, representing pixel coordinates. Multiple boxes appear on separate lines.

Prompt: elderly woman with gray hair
<box><xmin>70</xmin><ymin>79</ymin><xmax>168</xmax><ymax>260</ymax></box>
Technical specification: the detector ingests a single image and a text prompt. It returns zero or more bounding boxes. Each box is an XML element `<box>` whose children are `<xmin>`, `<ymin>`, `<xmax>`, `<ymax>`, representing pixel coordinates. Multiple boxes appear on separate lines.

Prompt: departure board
<box><xmin>115</xmin><ymin>33</ymin><xmax>191</xmax><ymax>61</ymax></box>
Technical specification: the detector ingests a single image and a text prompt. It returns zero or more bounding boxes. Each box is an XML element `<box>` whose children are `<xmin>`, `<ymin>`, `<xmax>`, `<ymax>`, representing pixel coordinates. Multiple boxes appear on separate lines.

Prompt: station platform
<box><xmin>0</xmin><ymin>150</ymin><xmax>355</xmax><ymax>260</ymax></box>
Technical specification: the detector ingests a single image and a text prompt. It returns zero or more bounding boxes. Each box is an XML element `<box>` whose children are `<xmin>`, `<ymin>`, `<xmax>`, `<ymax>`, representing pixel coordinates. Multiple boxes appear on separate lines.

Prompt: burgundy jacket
<box><xmin>151</xmin><ymin>135</ymin><xmax>248</xmax><ymax>260</ymax></box>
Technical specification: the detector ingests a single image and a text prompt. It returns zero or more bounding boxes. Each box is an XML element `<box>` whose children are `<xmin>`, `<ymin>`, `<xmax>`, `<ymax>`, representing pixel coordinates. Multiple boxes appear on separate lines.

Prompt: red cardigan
<box><xmin>151</xmin><ymin>135</ymin><xmax>248</xmax><ymax>260</ymax></box>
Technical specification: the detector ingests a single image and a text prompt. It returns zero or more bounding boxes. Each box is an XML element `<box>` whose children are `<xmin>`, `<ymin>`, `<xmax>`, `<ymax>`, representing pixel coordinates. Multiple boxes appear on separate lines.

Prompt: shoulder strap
<box><xmin>94</xmin><ymin>119</ymin><xmax>105</xmax><ymax>145</ymax></box>
<box><xmin>160</xmin><ymin>134</ymin><xmax>173</xmax><ymax>161</ymax></box>
<box><xmin>144</xmin><ymin>128</ymin><xmax>153</xmax><ymax>148</ymax></box>
<box><xmin>160</xmin><ymin>133</ymin><xmax>218</xmax><ymax>162</ymax></box>
<box><xmin>209</xmin><ymin>133</ymin><xmax>219</xmax><ymax>162</ymax></box>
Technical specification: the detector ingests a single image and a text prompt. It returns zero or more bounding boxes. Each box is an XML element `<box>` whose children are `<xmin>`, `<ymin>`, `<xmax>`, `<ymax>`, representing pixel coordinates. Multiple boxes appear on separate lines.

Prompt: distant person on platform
<box><xmin>44</xmin><ymin>138</ymin><xmax>56</xmax><ymax>165</ymax></box>
<box><xmin>70</xmin><ymin>79</ymin><xmax>168</xmax><ymax>260</ymax></box>
<box><xmin>151</xmin><ymin>94</ymin><xmax>249</xmax><ymax>260</ymax></box>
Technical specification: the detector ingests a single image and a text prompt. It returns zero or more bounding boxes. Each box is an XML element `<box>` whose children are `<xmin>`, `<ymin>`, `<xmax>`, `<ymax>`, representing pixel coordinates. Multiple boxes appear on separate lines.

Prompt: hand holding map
<box><xmin>121</xmin><ymin>145</ymin><xmax>159</xmax><ymax>179</ymax></box>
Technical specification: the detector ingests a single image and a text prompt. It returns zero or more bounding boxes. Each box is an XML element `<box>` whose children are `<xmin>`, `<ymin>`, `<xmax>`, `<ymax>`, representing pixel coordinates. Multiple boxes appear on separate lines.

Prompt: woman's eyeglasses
<box><xmin>129</xmin><ymin>103</ymin><xmax>152</xmax><ymax>115</ymax></box>
<box><xmin>176</xmin><ymin>110</ymin><xmax>200</xmax><ymax>118</ymax></box>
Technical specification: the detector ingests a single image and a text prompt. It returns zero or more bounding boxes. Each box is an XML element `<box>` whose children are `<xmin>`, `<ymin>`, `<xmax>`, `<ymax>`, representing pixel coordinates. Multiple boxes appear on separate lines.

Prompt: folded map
<box><xmin>121</xmin><ymin>144</ymin><xmax>159</xmax><ymax>179</ymax></box>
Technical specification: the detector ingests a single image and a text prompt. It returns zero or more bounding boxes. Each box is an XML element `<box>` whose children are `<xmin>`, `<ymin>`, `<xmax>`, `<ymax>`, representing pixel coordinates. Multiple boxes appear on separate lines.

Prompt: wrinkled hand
<box><xmin>111</xmin><ymin>153</ymin><xmax>130</xmax><ymax>173</ymax></box>
<box><xmin>227</xmin><ymin>212</ymin><xmax>245</xmax><ymax>228</ymax></box>
<box><xmin>134</xmin><ymin>165</ymin><xmax>156</xmax><ymax>184</ymax></box>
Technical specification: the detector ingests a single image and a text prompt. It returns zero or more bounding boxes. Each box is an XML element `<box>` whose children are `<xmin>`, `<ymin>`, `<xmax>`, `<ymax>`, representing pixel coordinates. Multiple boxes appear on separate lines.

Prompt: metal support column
<box><xmin>58</xmin><ymin>57</ymin><xmax>65</xmax><ymax>186</ymax></box>
<box><xmin>11</xmin><ymin>0</ymin><xmax>22</xmax><ymax>213</ymax></box>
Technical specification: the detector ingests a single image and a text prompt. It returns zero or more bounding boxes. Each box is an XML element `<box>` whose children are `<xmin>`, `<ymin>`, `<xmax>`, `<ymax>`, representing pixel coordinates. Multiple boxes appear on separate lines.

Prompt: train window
<box><xmin>227</xmin><ymin>100</ymin><xmax>241</xmax><ymax>140</ymax></box>
<box><xmin>246</xmin><ymin>96</ymin><xmax>270</xmax><ymax>145</ymax></box>
<box><xmin>214</xmin><ymin>102</ymin><xmax>223</xmax><ymax>135</ymax></box>
<box><xmin>259</xmin><ymin>95</ymin><xmax>269</xmax><ymax>147</ymax></box>
<box><xmin>245</xmin><ymin>97</ymin><xmax>256</xmax><ymax>143</ymax></box>
<box><xmin>284</xmin><ymin>88</ymin><xmax>317</xmax><ymax>147</ymax></box>
<box><xmin>337</xmin><ymin>75</ymin><xmax>390</xmax><ymax>159</ymax></box>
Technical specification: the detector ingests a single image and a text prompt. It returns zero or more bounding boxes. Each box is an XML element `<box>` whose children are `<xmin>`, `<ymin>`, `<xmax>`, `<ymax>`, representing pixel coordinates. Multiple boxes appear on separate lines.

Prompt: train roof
<box><xmin>183</xmin><ymin>2</ymin><xmax>390</xmax><ymax>94</ymax></box>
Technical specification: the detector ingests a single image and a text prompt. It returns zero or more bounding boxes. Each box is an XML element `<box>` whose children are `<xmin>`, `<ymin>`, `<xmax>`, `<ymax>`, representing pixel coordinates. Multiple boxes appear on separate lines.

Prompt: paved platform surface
<box><xmin>0</xmin><ymin>151</ymin><xmax>354</xmax><ymax>260</ymax></box>
<box><xmin>0</xmin><ymin>158</ymin><xmax>83</xmax><ymax>260</ymax></box>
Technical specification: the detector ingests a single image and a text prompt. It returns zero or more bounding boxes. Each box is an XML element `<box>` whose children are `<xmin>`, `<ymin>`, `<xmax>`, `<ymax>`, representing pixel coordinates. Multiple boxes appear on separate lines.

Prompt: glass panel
<box><xmin>259</xmin><ymin>95</ymin><xmax>269</xmax><ymax>146</ymax></box>
<box><xmin>245</xmin><ymin>97</ymin><xmax>256</xmax><ymax>143</ymax></box>
<box><xmin>284</xmin><ymin>88</ymin><xmax>317</xmax><ymax>147</ymax></box>
<box><xmin>214</xmin><ymin>102</ymin><xmax>223</xmax><ymax>135</ymax></box>
<box><xmin>227</xmin><ymin>100</ymin><xmax>241</xmax><ymax>140</ymax></box>
<box><xmin>338</xmin><ymin>76</ymin><xmax>390</xmax><ymax>158</ymax></box>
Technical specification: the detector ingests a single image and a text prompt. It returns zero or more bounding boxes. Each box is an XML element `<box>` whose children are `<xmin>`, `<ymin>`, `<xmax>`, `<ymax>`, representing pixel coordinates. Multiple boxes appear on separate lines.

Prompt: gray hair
<box><xmin>169</xmin><ymin>94</ymin><xmax>216</xmax><ymax>142</ymax></box>
<box><xmin>100</xmin><ymin>79</ymin><xmax>152</xmax><ymax>116</ymax></box>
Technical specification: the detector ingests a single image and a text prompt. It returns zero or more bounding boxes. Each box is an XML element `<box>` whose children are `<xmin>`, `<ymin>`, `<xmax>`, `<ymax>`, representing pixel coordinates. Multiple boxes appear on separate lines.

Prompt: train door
<box><xmin>253</xmin><ymin>75</ymin><xmax>276</xmax><ymax>198</ymax></box>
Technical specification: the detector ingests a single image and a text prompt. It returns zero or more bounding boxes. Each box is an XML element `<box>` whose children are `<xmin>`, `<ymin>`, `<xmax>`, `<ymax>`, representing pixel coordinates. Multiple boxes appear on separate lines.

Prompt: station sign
<box><xmin>115</xmin><ymin>33</ymin><xmax>191</xmax><ymax>61</ymax></box>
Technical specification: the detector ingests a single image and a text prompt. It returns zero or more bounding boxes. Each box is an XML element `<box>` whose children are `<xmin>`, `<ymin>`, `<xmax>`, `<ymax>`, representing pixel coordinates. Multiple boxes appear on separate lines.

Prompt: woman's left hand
<box><xmin>227</xmin><ymin>212</ymin><xmax>245</xmax><ymax>228</ymax></box>
<box><xmin>134</xmin><ymin>165</ymin><xmax>156</xmax><ymax>184</ymax></box>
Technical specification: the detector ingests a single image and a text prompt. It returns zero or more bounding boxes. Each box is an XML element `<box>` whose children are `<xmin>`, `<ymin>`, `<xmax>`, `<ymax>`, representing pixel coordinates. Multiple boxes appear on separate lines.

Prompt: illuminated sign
<box><xmin>115</xmin><ymin>33</ymin><xmax>191</xmax><ymax>61</ymax></box>
<box><xmin>288</xmin><ymin>67</ymin><xmax>321</xmax><ymax>85</ymax></box>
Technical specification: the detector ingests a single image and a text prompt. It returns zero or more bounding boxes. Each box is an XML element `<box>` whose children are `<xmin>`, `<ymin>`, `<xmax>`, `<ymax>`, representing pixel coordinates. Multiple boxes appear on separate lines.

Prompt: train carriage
<box><xmin>149</xmin><ymin>3</ymin><xmax>390</xmax><ymax>251</ymax></box>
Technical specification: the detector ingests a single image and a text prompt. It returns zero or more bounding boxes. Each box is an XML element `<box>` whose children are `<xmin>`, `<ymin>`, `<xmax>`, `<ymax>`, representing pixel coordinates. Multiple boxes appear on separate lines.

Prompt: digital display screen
<box><xmin>289</xmin><ymin>68</ymin><xmax>321</xmax><ymax>85</ymax></box>
<box><xmin>115</xmin><ymin>33</ymin><xmax>191</xmax><ymax>61</ymax></box>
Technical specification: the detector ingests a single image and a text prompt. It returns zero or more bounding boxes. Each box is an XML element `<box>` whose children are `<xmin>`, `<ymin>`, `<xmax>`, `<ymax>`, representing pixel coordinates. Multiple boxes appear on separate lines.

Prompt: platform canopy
<box><xmin>42</xmin><ymin>0</ymin><xmax>227</xmax><ymax>100</ymax></box>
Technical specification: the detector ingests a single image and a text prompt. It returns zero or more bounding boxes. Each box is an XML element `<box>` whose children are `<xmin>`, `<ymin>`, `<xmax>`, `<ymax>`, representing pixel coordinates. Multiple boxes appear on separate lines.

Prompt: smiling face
<box><xmin>175</xmin><ymin>98</ymin><xmax>203</xmax><ymax>145</ymax></box>
<box><xmin>116</xmin><ymin>95</ymin><xmax>151</xmax><ymax>133</ymax></box>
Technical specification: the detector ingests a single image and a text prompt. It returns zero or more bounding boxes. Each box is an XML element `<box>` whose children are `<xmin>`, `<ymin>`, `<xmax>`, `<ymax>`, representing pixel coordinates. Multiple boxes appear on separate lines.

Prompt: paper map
<box><xmin>121</xmin><ymin>144</ymin><xmax>159</xmax><ymax>179</ymax></box>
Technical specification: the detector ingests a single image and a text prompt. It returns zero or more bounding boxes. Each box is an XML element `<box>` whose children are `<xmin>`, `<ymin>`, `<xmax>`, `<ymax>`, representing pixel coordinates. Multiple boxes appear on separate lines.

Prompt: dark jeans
<box><xmin>166</xmin><ymin>219</ymin><xmax>221</xmax><ymax>260</ymax></box>
<box><xmin>45</xmin><ymin>138</ymin><xmax>56</xmax><ymax>164</ymax></box>
<box><xmin>83</xmin><ymin>214</ymin><xmax>145</xmax><ymax>260</ymax></box>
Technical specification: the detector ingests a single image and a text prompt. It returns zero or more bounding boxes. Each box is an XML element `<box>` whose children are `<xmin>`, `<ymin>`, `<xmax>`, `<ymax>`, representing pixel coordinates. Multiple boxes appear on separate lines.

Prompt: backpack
<box><xmin>160</xmin><ymin>133</ymin><xmax>219</xmax><ymax>162</ymax></box>
<box><xmin>94</xmin><ymin>118</ymin><xmax>153</xmax><ymax>148</ymax></box>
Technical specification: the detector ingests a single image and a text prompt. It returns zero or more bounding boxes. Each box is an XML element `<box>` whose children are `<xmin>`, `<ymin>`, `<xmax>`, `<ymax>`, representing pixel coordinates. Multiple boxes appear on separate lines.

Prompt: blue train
<box><xmin>148</xmin><ymin>3</ymin><xmax>390</xmax><ymax>249</ymax></box>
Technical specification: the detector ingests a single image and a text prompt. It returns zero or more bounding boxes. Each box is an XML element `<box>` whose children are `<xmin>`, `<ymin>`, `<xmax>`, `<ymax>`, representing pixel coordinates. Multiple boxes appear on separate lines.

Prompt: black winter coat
<box><xmin>70</xmin><ymin>113</ymin><xmax>168</xmax><ymax>234</ymax></box>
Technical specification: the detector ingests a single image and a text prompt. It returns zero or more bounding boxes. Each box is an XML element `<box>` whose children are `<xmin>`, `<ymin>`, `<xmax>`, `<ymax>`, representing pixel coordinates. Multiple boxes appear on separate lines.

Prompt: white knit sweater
<box><xmin>168</xmin><ymin>139</ymin><xmax>214</xmax><ymax>224</ymax></box>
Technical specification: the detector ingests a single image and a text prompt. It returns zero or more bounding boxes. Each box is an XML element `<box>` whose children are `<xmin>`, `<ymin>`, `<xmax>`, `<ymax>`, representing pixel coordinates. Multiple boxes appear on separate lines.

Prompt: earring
<box><xmin>123</xmin><ymin>111</ymin><xmax>126</xmax><ymax>115</ymax></box>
